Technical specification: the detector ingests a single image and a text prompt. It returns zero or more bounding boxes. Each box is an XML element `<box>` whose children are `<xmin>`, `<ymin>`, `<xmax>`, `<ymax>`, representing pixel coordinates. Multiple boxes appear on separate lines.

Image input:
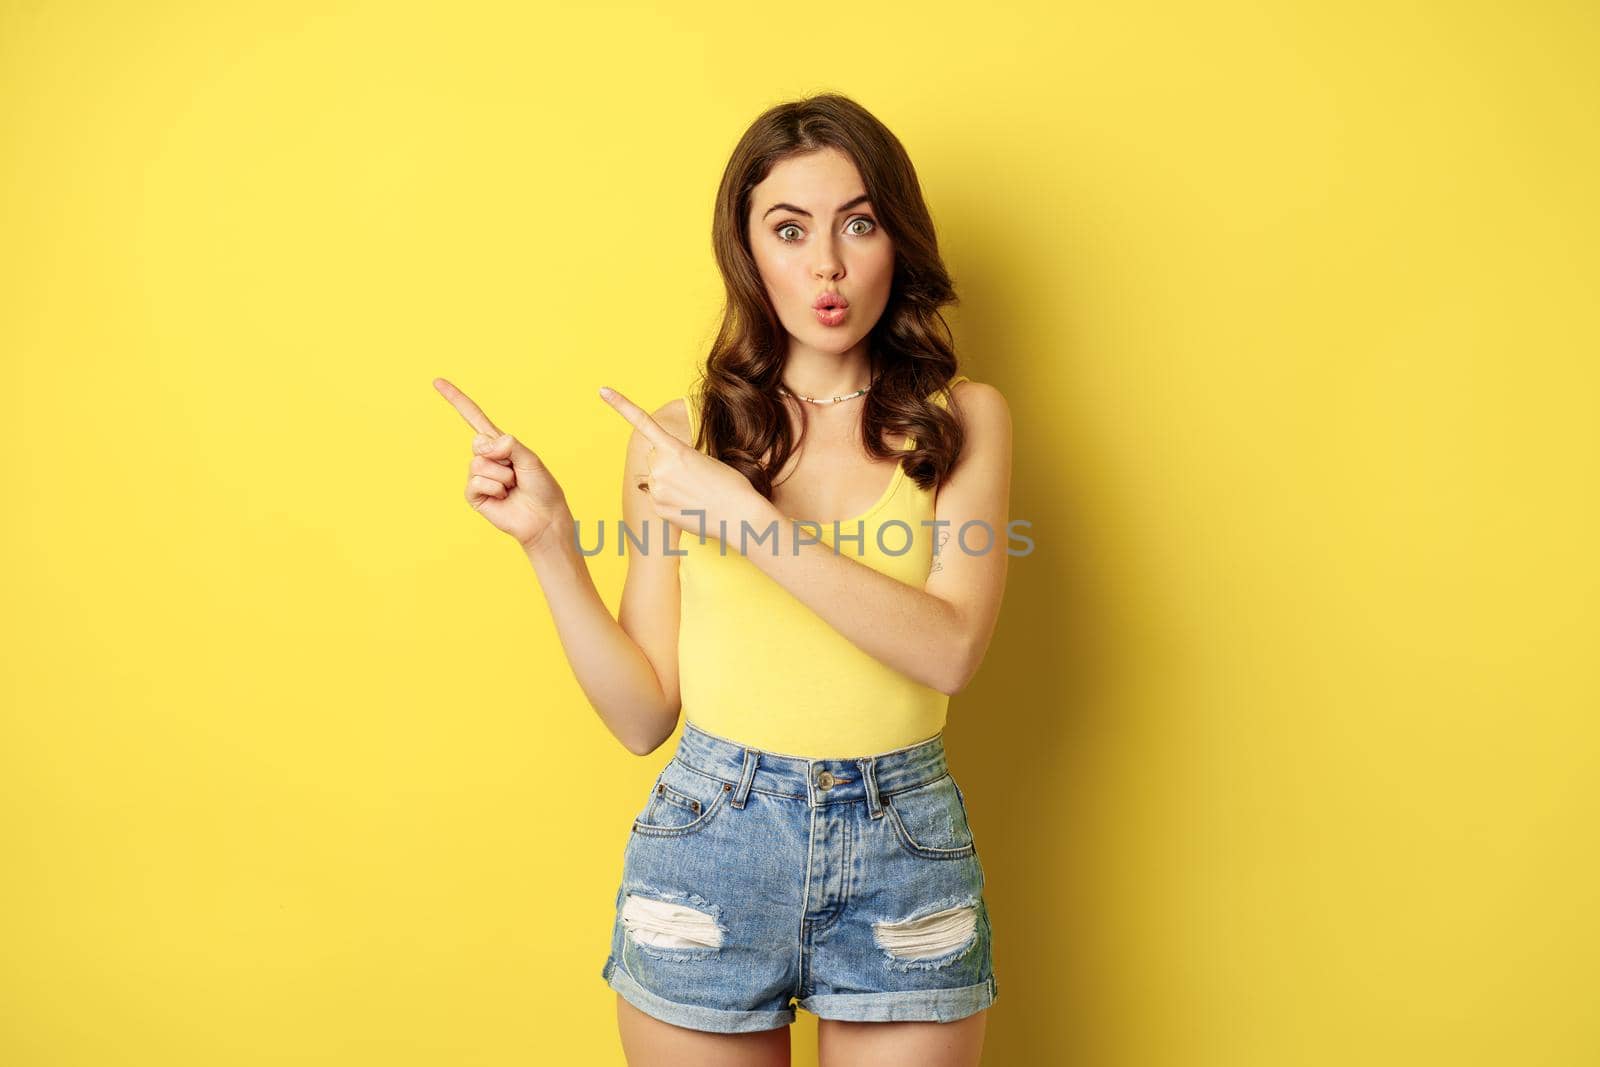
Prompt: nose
<box><xmin>811</xmin><ymin>233</ymin><xmax>844</xmax><ymax>281</ymax></box>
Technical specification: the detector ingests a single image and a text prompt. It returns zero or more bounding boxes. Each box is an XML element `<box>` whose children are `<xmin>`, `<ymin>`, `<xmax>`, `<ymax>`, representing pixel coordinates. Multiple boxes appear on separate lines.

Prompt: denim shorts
<box><xmin>599</xmin><ymin>720</ymin><xmax>997</xmax><ymax>1033</ymax></box>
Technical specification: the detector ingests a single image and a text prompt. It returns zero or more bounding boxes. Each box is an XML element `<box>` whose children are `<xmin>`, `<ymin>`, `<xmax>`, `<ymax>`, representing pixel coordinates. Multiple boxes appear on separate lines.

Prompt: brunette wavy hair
<box><xmin>692</xmin><ymin>92</ymin><xmax>966</xmax><ymax>498</ymax></box>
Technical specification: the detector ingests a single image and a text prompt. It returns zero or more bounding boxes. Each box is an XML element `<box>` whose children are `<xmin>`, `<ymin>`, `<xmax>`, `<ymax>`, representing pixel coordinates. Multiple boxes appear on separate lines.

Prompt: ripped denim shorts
<box><xmin>599</xmin><ymin>720</ymin><xmax>997</xmax><ymax>1033</ymax></box>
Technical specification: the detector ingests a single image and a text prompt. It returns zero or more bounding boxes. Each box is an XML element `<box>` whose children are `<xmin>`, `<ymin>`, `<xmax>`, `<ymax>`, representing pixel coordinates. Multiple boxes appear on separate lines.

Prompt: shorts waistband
<box><xmin>674</xmin><ymin>720</ymin><xmax>951</xmax><ymax>808</ymax></box>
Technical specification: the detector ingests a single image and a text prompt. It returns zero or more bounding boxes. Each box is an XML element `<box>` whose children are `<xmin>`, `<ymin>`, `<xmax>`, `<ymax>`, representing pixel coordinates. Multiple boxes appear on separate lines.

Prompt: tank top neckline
<box><xmin>807</xmin><ymin>443</ymin><xmax>910</xmax><ymax>528</ymax></box>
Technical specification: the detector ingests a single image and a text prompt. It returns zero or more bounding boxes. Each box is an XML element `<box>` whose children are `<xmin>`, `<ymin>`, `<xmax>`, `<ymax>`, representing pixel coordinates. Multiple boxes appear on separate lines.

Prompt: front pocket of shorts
<box><xmin>632</xmin><ymin>758</ymin><xmax>732</xmax><ymax>838</ymax></box>
<box><xmin>883</xmin><ymin>774</ymin><xmax>977</xmax><ymax>860</ymax></box>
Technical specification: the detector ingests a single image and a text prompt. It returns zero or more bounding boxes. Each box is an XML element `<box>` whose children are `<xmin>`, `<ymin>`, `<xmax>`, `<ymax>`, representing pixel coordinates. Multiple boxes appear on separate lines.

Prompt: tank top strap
<box><xmin>931</xmin><ymin>374</ymin><xmax>970</xmax><ymax>408</ymax></box>
<box><xmin>901</xmin><ymin>373</ymin><xmax>970</xmax><ymax>451</ymax></box>
<box><xmin>682</xmin><ymin>383</ymin><xmax>704</xmax><ymax>451</ymax></box>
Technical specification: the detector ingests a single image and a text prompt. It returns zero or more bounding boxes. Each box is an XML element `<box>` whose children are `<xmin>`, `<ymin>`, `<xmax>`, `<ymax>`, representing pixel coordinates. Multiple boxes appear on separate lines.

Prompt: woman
<box><xmin>435</xmin><ymin>93</ymin><xmax>1012</xmax><ymax>1066</ymax></box>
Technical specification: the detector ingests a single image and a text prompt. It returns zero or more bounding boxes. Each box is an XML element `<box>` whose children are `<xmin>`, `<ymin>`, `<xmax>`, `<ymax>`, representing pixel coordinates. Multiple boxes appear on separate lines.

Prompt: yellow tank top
<box><xmin>675</xmin><ymin>376</ymin><xmax>970</xmax><ymax>759</ymax></box>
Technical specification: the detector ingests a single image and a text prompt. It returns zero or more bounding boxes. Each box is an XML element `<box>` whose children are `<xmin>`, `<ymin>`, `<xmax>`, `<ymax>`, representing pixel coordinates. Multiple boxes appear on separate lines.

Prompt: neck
<box><xmin>780</xmin><ymin>341</ymin><xmax>873</xmax><ymax>400</ymax></box>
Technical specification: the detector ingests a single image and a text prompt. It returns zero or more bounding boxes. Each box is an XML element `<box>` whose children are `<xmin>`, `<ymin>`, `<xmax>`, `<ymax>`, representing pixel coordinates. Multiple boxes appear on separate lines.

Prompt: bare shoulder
<box><xmin>948</xmin><ymin>378</ymin><xmax>1011</xmax><ymax>435</ymax></box>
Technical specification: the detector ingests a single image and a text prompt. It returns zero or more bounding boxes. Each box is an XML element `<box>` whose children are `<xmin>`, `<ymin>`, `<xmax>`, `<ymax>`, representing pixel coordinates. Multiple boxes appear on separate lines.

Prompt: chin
<box><xmin>812</xmin><ymin>333</ymin><xmax>862</xmax><ymax>355</ymax></box>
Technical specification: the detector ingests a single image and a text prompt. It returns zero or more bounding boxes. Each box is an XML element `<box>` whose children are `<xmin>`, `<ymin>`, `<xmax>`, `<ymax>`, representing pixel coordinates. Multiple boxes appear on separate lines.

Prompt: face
<box><xmin>746</xmin><ymin>146</ymin><xmax>895</xmax><ymax>360</ymax></box>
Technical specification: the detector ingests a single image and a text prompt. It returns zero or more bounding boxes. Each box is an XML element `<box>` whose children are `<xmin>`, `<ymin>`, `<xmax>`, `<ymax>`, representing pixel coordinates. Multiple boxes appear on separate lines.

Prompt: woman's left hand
<box><xmin>599</xmin><ymin>386</ymin><xmax>771</xmax><ymax>541</ymax></box>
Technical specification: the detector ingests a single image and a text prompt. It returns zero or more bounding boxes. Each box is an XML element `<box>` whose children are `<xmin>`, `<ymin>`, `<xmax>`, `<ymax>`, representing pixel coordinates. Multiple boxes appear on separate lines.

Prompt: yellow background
<box><xmin>4</xmin><ymin>1</ymin><xmax>1596</xmax><ymax>1063</ymax></box>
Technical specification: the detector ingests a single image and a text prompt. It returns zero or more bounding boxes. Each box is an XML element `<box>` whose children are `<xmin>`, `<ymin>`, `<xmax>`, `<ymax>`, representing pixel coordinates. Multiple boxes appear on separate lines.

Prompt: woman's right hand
<box><xmin>434</xmin><ymin>377</ymin><xmax>572</xmax><ymax>552</ymax></box>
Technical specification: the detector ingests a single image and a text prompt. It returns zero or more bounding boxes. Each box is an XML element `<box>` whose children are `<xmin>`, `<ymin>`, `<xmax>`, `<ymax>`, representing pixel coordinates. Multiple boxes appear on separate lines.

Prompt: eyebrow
<box><xmin>762</xmin><ymin>193</ymin><xmax>873</xmax><ymax>220</ymax></box>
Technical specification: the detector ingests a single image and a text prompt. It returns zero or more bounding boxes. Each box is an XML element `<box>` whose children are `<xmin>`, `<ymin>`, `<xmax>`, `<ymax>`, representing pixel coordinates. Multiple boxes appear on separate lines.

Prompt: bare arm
<box><xmin>733</xmin><ymin>381</ymin><xmax>1014</xmax><ymax>695</ymax></box>
<box><xmin>522</xmin><ymin>399</ymin><xmax>690</xmax><ymax>756</ymax></box>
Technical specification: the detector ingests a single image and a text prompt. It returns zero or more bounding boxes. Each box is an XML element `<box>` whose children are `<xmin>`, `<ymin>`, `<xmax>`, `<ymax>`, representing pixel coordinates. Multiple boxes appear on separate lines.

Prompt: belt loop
<box><xmin>858</xmin><ymin>756</ymin><xmax>885</xmax><ymax>819</ymax></box>
<box><xmin>731</xmin><ymin>747</ymin><xmax>759</xmax><ymax>809</ymax></box>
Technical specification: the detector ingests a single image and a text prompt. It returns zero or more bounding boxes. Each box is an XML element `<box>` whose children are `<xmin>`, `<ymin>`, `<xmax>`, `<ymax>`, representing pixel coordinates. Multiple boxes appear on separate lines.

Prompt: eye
<box><xmin>773</xmin><ymin>216</ymin><xmax>878</xmax><ymax>244</ymax></box>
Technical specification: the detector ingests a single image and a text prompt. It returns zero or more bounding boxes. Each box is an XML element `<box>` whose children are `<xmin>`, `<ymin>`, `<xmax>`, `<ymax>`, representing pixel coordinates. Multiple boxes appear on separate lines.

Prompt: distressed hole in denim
<box><xmin>621</xmin><ymin>891</ymin><xmax>724</xmax><ymax>956</ymax></box>
<box><xmin>872</xmin><ymin>901</ymin><xmax>978</xmax><ymax>968</ymax></box>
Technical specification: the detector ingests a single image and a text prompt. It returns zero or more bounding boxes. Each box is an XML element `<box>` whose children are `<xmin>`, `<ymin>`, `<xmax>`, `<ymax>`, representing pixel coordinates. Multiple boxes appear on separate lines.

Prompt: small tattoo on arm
<box><xmin>929</xmin><ymin>530</ymin><xmax>951</xmax><ymax>573</ymax></box>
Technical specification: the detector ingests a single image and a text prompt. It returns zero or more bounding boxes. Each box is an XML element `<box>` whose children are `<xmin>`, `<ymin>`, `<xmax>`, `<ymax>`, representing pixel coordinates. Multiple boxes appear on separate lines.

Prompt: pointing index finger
<box><xmin>600</xmin><ymin>386</ymin><xmax>676</xmax><ymax>450</ymax></box>
<box><xmin>433</xmin><ymin>377</ymin><xmax>502</xmax><ymax>438</ymax></box>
